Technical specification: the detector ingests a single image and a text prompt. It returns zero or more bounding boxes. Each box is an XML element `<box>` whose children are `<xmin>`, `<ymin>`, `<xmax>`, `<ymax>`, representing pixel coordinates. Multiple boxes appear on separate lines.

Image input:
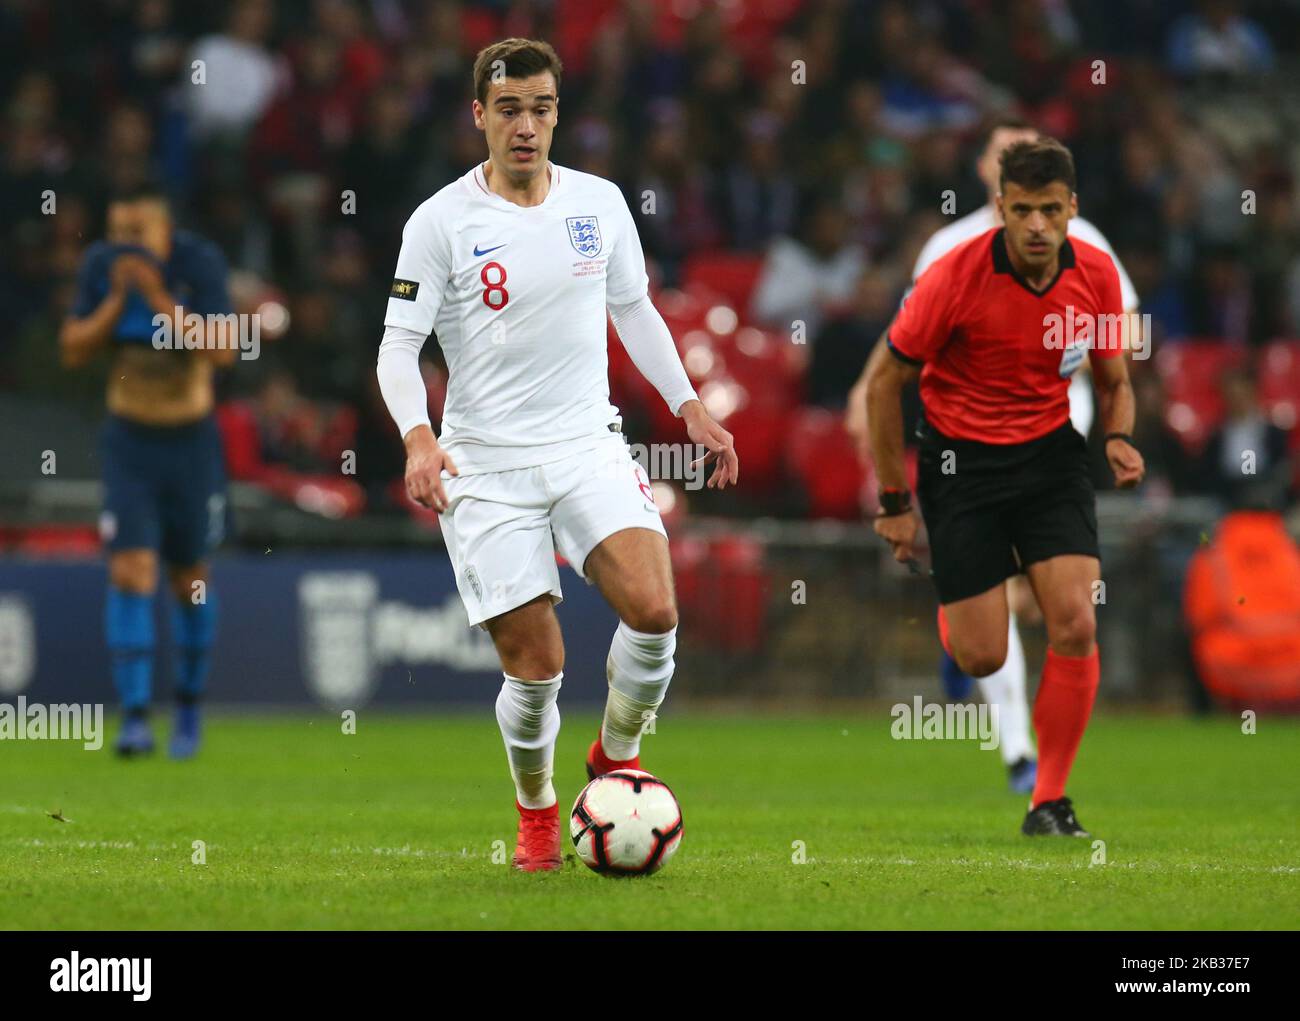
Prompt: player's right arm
<box><xmin>397</xmin><ymin>417</ymin><xmax>458</xmax><ymax>512</ymax></box>
<box><xmin>864</xmin><ymin>334</ymin><xmax>921</xmax><ymax>562</ymax></box>
<box><xmin>377</xmin><ymin>201</ymin><xmax>458</xmax><ymax>512</ymax></box>
<box><xmin>605</xmin><ymin>186</ymin><xmax>738</xmax><ymax>489</ymax></box>
<box><xmin>845</xmin><ymin>234</ymin><xmax>941</xmax><ymax>460</ymax></box>
<box><xmin>863</xmin><ymin>261</ymin><xmax>954</xmax><ymax>563</ymax></box>
<box><xmin>59</xmin><ymin>247</ymin><xmax>130</xmax><ymax>368</ymax></box>
<box><xmin>1088</xmin><ymin>256</ymin><xmax>1145</xmax><ymax>490</ymax></box>
<box><xmin>845</xmin><ymin>319</ymin><xmax>893</xmax><ymax>462</ymax></box>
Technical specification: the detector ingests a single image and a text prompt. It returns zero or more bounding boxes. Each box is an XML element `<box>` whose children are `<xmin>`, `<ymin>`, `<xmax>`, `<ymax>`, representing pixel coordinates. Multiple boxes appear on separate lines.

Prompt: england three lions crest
<box><xmin>566</xmin><ymin>216</ymin><xmax>602</xmax><ymax>257</ymax></box>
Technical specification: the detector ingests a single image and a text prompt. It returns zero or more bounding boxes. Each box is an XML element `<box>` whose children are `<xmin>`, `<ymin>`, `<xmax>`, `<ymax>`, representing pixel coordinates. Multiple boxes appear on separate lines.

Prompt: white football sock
<box><xmin>602</xmin><ymin>622</ymin><xmax>675</xmax><ymax>761</ymax></box>
<box><xmin>495</xmin><ymin>672</ymin><xmax>562</xmax><ymax>809</ymax></box>
<box><xmin>976</xmin><ymin>613</ymin><xmax>1034</xmax><ymax>765</ymax></box>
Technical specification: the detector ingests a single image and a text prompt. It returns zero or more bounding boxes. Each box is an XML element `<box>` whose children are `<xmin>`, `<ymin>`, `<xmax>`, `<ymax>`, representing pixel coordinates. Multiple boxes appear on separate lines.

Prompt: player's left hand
<box><xmin>874</xmin><ymin>508</ymin><xmax>919</xmax><ymax>564</ymax></box>
<box><xmin>1106</xmin><ymin>437</ymin><xmax>1145</xmax><ymax>489</ymax></box>
<box><xmin>681</xmin><ymin>400</ymin><xmax>738</xmax><ymax>489</ymax></box>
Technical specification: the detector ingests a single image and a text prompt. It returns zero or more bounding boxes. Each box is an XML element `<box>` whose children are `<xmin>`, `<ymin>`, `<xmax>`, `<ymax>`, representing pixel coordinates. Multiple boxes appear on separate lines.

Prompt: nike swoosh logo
<box><xmin>473</xmin><ymin>243</ymin><xmax>507</xmax><ymax>257</ymax></box>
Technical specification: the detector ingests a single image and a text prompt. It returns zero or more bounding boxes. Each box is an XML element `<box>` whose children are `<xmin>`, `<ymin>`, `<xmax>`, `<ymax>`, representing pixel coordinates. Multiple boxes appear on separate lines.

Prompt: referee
<box><xmin>864</xmin><ymin>139</ymin><xmax>1144</xmax><ymax>837</ymax></box>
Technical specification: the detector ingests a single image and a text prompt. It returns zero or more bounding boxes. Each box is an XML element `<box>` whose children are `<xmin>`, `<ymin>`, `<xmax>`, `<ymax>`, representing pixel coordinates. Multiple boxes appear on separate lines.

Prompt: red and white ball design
<box><xmin>570</xmin><ymin>769</ymin><xmax>683</xmax><ymax>876</ymax></box>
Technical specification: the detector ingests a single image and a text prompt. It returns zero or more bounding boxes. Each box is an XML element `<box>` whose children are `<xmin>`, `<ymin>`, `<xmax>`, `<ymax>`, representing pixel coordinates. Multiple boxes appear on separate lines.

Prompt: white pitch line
<box><xmin>3</xmin><ymin>838</ymin><xmax>1294</xmax><ymax>874</ymax></box>
<box><xmin>823</xmin><ymin>856</ymin><xmax>1300</xmax><ymax>874</ymax></box>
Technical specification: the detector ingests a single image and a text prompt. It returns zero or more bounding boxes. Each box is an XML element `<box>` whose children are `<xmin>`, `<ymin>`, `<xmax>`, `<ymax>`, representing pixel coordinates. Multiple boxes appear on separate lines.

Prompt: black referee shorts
<box><xmin>914</xmin><ymin>418</ymin><xmax>1099</xmax><ymax>605</ymax></box>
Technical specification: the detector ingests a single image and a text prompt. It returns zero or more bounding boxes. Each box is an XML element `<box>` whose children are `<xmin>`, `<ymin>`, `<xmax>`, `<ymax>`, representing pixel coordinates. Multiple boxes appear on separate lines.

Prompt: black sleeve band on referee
<box><xmin>886</xmin><ymin>336</ymin><xmax>924</xmax><ymax>367</ymax></box>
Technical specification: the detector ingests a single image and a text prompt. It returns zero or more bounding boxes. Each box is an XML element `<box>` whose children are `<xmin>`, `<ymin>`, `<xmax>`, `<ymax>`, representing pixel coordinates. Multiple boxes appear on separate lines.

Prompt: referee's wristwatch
<box><xmin>878</xmin><ymin>487</ymin><xmax>912</xmax><ymax>517</ymax></box>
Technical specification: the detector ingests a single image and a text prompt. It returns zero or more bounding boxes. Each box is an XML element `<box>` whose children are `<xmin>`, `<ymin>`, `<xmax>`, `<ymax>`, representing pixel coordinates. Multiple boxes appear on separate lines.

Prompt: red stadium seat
<box><xmin>632</xmin><ymin>316</ymin><xmax>803</xmax><ymax>493</ymax></box>
<box><xmin>729</xmin><ymin>0</ymin><xmax>804</xmax><ymax>77</ymax></box>
<box><xmin>683</xmin><ymin>328</ymin><xmax>800</xmax><ymax>495</ymax></box>
<box><xmin>215</xmin><ymin>401</ymin><xmax>267</xmax><ymax>482</ymax></box>
<box><xmin>1155</xmin><ymin>339</ymin><xmax>1249</xmax><ymax>453</ymax></box>
<box><xmin>669</xmin><ymin>532</ymin><xmax>768</xmax><ymax>655</ymax></box>
<box><xmin>784</xmin><ymin>407</ymin><xmax>866</xmax><ymax>520</ymax></box>
<box><xmin>681</xmin><ymin>251</ymin><xmax>765</xmax><ymax>315</ymax></box>
<box><xmin>460</xmin><ymin>7</ymin><xmax>506</xmax><ymax>53</ymax></box>
<box><xmin>3</xmin><ymin>525</ymin><xmax>100</xmax><ymax>556</ymax></box>
<box><xmin>215</xmin><ymin>400</ymin><xmax>366</xmax><ymax>517</ymax></box>
<box><xmin>656</xmin><ymin>287</ymin><xmax>719</xmax><ymax>342</ymax></box>
<box><xmin>657</xmin><ymin>0</ymin><xmax>801</xmax><ymax>77</ymax></box>
<box><xmin>726</xmin><ymin>401</ymin><xmax>794</xmax><ymax>497</ymax></box>
<box><xmin>723</xmin><ymin>326</ymin><xmax>805</xmax><ymax>408</ymax></box>
<box><xmin>643</xmin><ymin>321</ymin><xmax>803</xmax><ymax>449</ymax></box>
<box><xmin>709</xmin><ymin>534</ymin><xmax>768</xmax><ymax>654</ymax></box>
<box><xmin>555</xmin><ymin>0</ymin><xmax>645</xmax><ymax>73</ymax></box>
<box><xmin>1258</xmin><ymin>339</ymin><xmax>1300</xmax><ymax>432</ymax></box>
<box><xmin>669</xmin><ymin>534</ymin><xmax>711</xmax><ymax>645</ymax></box>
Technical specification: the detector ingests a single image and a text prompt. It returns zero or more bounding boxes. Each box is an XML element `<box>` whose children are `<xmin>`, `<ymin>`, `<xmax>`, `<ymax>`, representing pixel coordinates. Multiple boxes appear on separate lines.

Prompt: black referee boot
<box><xmin>1021</xmin><ymin>796</ymin><xmax>1091</xmax><ymax>837</ymax></box>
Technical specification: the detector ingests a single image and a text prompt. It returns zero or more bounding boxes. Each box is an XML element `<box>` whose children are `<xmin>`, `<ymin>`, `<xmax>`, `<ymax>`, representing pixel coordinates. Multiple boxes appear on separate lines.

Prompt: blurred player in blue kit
<box><xmin>60</xmin><ymin>183</ymin><xmax>237</xmax><ymax>758</ymax></box>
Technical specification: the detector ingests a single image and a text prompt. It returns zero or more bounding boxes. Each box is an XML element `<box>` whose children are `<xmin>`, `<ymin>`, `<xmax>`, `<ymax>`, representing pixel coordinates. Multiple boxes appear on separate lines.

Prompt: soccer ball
<box><xmin>570</xmin><ymin>769</ymin><xmax>683</xmax><ymax>876</ymax></box>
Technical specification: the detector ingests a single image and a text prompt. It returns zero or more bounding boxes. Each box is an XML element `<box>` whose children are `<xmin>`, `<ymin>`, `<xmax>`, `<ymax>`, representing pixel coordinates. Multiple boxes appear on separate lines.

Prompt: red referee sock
<box><xmin>1031</xmin><ymin>646</ymin><xmax>1100</xmax><ymax>808</ymax></box>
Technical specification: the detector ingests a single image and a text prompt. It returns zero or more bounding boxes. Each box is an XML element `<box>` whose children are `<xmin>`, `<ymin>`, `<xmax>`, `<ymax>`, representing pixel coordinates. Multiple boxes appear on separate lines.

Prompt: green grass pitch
<box><xmin>1</xmin><ymin>712</ymin><xmax>1296</xmax><ymax>929</ymax></box>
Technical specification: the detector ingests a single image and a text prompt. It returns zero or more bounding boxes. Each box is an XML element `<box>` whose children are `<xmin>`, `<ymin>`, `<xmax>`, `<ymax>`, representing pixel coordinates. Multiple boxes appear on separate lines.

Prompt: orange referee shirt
<box><xmin>888</xmin><ymin>227</ymin><xmax>1124</xmax><ymax>444</ymax></box>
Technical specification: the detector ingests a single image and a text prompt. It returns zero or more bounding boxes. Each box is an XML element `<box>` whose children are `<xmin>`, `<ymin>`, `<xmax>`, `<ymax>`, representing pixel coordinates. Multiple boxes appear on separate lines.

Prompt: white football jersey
<box><xmin>911</xmin><ymin>204</ymin><xmax>1139</xmax><ymax>311</ymax></box>
<box><xmin>385</xmin><ymin>162</ymin><xmax>651</xmax><ymax>474</ymax></box>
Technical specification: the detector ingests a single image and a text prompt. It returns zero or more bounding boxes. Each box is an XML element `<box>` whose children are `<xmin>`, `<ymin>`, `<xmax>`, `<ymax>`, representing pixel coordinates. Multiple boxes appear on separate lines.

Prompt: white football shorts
<box><xmin>439</xmin><ymin>433</ymin><xmax>667</xmax><ymax>628</ymax></box>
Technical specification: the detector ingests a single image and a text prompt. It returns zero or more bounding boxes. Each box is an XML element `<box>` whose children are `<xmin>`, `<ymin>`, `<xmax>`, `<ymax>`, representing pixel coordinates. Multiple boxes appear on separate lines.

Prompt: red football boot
<box><xmin>512</xmin><ymin>801</ymin><xmax>562</xmax><ymax>872</ymax></box>
<box><xmin>585</xmin><ymin>728</ymin><xmax>641</xmax><ymax>780</ymax></box>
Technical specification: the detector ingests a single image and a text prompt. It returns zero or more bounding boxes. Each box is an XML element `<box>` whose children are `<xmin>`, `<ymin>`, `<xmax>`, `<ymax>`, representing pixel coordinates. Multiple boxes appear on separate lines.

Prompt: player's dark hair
<box><xmin>999</xmin><ymin>137</ymin><xmax>1076</xmax><ymax>194</ymax></box>
<box><xmin>472</xmin><ymin>38</ymin><xmax>563</xmax><ymax>105</ymax></box>
<box><xmin>109</xmin><ymin>180</ymin><xmax>170</xmax><ymax>206</ymax></box>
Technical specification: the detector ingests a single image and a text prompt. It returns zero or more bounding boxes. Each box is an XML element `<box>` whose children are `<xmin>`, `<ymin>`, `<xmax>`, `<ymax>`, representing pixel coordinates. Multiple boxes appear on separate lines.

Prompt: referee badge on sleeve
<box><xmin>390</xmin><ymin>278</ymin><xmax>420</xmax><ymax>301</ymax></box>
<box><xmin>1058</xmin><ymin>342</ymin><xmax>1086</xmax><ymax>378</ymax></box>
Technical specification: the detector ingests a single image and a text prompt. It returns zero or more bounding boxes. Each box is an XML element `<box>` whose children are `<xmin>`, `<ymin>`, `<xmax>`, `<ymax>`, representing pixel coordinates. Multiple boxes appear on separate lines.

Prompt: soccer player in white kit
<box><xmin>846</xmin><ymin>117</ymin><xmax>1139</xmax><ymax>793</ymax></box>
<box><xmin>376</xmin><ymin>39</ymin><xmax>739</xmax><ymax>871</ymax></box>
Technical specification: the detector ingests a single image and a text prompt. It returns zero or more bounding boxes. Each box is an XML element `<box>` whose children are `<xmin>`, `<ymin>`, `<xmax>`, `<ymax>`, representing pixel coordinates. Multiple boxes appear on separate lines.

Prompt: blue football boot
<box><xmin>167</xmin><ymin>702</ymin><xmax>200</xmax><ymax>754</ymax></box>
<box><xmin>168</xmin><ymin>703</ymin><xmax>202</xmax><ymax>760</ymax></box>
<box><xmin>115</xmin><ymin>714</ymin><xmax>155</xmax><ymax>757</ymax></box>
<box><xmin>1007</xmin><ymin>756</ymin><xmax>1038</xmax><ymax>794</ymax></box>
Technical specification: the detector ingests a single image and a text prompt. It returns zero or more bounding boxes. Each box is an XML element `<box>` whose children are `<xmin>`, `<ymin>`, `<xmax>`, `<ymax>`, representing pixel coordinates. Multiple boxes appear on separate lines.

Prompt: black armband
<box><xmin>878</xmin><ymin>488</ymin><xmax>912</xmax><ymax>517</ymax></box>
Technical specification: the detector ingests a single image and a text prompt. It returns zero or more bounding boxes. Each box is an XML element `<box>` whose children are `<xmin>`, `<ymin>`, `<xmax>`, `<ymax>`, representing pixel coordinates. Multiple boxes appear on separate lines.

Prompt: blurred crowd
<box><xmin>2</xmin><ymin>0</ymin><xmax>1299</xmax><ymax>518</ymax></box>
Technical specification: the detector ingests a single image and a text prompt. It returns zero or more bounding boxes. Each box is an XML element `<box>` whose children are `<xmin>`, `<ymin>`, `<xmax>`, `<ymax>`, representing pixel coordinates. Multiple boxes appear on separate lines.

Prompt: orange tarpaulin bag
<box><xmin>1184</xmin><ymin>510</ymin><xmax>1300</xmax><ymax>710</ymax></box>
